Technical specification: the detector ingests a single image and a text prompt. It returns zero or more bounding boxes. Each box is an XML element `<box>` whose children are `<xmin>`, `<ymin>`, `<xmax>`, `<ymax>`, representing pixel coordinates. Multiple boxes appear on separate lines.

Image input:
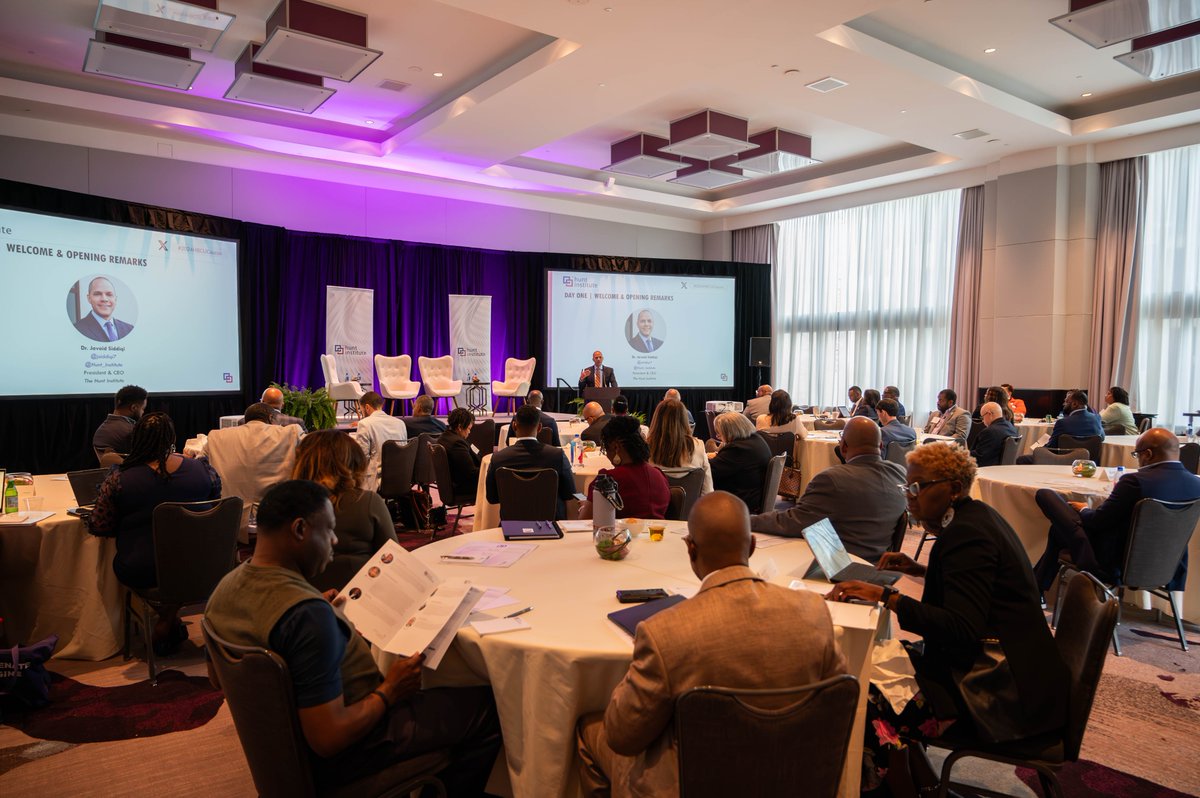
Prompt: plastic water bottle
<box><xmin>1114</xmin><ymin>466</ymin><xmax>1125</xmax><ymax>480</ymax></box>
<box><xmin>570</xmin><ymin>434</ymin><xmax>580</xmax><ymax>464</ymax></box>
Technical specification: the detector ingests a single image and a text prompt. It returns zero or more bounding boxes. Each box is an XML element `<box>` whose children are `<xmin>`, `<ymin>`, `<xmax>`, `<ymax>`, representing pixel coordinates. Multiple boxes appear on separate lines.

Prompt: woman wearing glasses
<box><xmin>828</xmin><ymin>443</ymin><xmax>1068</xmax><ymax>796</ymax></box>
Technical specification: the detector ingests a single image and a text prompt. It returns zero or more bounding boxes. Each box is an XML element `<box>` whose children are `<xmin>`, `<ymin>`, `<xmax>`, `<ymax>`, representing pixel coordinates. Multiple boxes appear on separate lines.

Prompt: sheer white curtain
<box><xmin>1134</xmin><ymin>144</ymin><xmax>1200</xmax><ymax>432</ymax></box>
<box><xmin>773</xmin><ymin>189</ymin><xmax>962</xmax><ymax>417</ymax></box>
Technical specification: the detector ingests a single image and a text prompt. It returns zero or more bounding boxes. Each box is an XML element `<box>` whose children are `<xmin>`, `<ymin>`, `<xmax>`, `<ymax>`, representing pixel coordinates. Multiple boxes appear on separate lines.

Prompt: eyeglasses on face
<box><xmin>1131</xmin><ymin>448</ymin><xmax>1151</xmax><ymax>458</ymax></box>
<box><xmin>897</xmin><ymin>478</ymin><xmax>952</xmax><ymax>497</ymax></box>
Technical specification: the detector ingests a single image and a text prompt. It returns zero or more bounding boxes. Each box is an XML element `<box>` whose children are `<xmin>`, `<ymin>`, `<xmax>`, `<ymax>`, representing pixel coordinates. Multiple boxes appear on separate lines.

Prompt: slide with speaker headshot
<box><xmin>0</xmin><ymin>206</ymin><xmax>241</xmax><ymax>398</ymax></box>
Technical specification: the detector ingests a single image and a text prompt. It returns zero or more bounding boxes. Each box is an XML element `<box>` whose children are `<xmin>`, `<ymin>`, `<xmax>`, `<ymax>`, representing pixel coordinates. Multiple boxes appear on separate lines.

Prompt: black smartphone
<box><xmin>616</xmin><ymin>588</ymin><xmax>670</xmax><ymax>603</ymax></box>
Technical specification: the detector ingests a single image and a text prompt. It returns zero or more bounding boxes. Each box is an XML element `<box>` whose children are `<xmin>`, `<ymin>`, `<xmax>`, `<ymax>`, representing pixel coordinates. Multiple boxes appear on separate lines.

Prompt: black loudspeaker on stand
<box><xmin>749</xmin><ymin>337</ymin><xmax>771</xmax><ymax>387</ymax></box>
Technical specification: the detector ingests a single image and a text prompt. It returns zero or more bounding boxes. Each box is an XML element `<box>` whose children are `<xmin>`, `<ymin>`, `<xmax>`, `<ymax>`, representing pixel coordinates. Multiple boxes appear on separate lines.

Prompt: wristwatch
<box><xmin>880</xmin><ymin>585</ymin><xmax>899</xmax><ymax>609</ymax></box>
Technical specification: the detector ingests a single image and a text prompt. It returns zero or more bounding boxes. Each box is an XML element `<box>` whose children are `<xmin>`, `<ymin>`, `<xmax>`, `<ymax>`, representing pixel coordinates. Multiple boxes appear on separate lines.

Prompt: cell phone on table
<box><xmin>616</xmin><ymin>588</ymin><xmax>670</xmax><ymax>603</ymax></box>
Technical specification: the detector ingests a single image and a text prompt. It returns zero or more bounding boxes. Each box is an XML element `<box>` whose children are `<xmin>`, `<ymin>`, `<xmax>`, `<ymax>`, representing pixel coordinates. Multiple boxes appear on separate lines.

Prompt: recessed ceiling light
<box><xmin>598</xmin><ymin>82</ymin><xmax>606</xmax><ymax>87</ymax></box>
<box><xmin>900</xmin><ymin>109</ymin><xmax>908</xmax><ymax>114</ymax></box>
<box><xmin>604</xmin><ymin>6</ymin><xmax>614</xmax><ymax>11</ymax></box>
<box><xmin>364</xmin><ymin>120</ymin><xmax>374</xmax><ymax>125</ymax></box>
<box><xmin>433</xmin><ymin>71</ymin><xmax>443</xmax><ymax>77</ymax></box>
<box><xmin>984</xmin><ymin>47</ymin><xmax>997</xmax><ymax>53</ymax></box>
<box><xmin>1081</xmin><ymin>91</ymin><xmax>1093</xmax><ymax>97</ymax></box>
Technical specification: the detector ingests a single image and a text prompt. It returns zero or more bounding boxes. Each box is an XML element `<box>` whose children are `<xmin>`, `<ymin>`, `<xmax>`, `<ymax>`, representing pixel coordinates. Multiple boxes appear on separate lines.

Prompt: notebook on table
<box><xmin>801</xmin><ymin>518</ymin><xmax>901</xmax><ymax>586</ymax></box>
<box><xmin>500</xmin><ymin>520</ymin><xmax>563</xmax><ymax>540</ymax></box>
<box><xmin>607</xmin><ymin>594</ymin><xmax>687</xmax><ymax>637</ymax></box>
<box><xmin>66</xmin><ymin>468</ymin><xmax>109</xmax><ymax>516</ymax></box>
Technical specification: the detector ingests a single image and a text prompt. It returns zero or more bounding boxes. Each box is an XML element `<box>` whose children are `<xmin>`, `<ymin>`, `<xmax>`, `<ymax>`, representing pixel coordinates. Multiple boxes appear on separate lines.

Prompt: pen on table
<box><xmin>441</xmin><ymin>554</ymin><xmax>479</xmax><ymax>561</ymax></box>
<box><xmin>504</xmin><ymin>605</ymin><xmax>533</xmax><ymax>618</ymax></box>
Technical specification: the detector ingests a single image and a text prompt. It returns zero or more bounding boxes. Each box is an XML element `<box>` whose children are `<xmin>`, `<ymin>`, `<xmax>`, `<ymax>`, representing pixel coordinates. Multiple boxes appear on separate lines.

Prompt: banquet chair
<box><xmin>1179</xmin><ymin>442</ymin><xmax>1200</xmax><ymax>475</ymax></box>
<box><xmin>885</xmin><ymin>440</ymin><xmax>917</xmax><ymax>467</ymax></box>
<box><xmin>491</xmin><ymin>357</ymin><xmax>536</xmax><ymax>414</ymax></box>
<box><xmin>900</xmin><ymin>415</ymin><xmax>914</xmax><ymax>427</ymax></box>
<box><xmin>1052</xmin><ymin>498</ymin><xmax>1200</xmax><ymax>654</ymax></box>
<box><xmin>495</xmin><ymin>468</ymin><xmax>558</xmax><ymax>522</ymax></box>
<box><xmin>429</xmin><ymin>442</ymin><xmax>474</xmax><ymax>536</ymax></box>
<box><xmin>320</xmin><ymin>354</ymin><xmax>365</xmax><ymax>419</ymax></box>
<box><xmin>1000</xmin><ymin>435</ymin><xmax>1022</xmax><ymax>465</ymax></box>
<box><xmin>659</xmin><ymin>467</ymin><xmax>706</xmax><ymax>520</ymax></box>
<box><xmin>468</xmin><ymin>419</ymin><xmax>496</xmax><ymax>457</ymax></box>
<box><xmin>413</xmin><ymin>433</ymin><xmax>437</xmax><ymax>487</ymax></box>
<box><xmin>201</xmin><ymin>618</ymin><xmax>449</xmax><ymax>798</ymax></box>
<box><xmin>887</xmin><ymin>511</ymin><xmax>910</xmax><ymax>554</ymax></box>
<box><xmin>98</xmin><ymin>450</ymin><xmax>125</xmax><ymax>467</ymax></box>
<box><xmin>1059</xmin><ymin>434</ymin><xmax>1102</xmax><ymax>463</ymax></box>
<box><xmin>124</xmin><ymin>497</ymin><xmax>242</xmax><ymax>685</ymax></box>
<box><xmin>930</xmin><ymin>571</ymin><xmax>1117</xmax><ymax>798</ymax></box>
<box><xmin>813</xmin><ymin>418</ymin><xmax>845</xmax><ymax>431</ymax></box>
<box><xmin>1030</xmin><ymin>447</ymin><xmax>1091</xmax><ymax>466</ymax></box>
<box><xmin>757</xmin><ymin>430</ymin><xmax>796</xmax><ymax>466</ymax></box>
<box><xmin>760</xmin><ymin>454</ymin><xmax>786</xmax><ymax>514</ymax></box>
<box><xmin>675</xmin><ymin>675</ymin><xmax>859</xmax><ymax>798</ymax></box>
<box><xmin>1137</xmin><ymin>417</ymin><xmax>1153</xmax><ymax>433</ymax></box>
<box><xmin>666</xmin><ymin>486</ymin><xmax>687</xmax><ymax>521</ymax></box>
<box><xmin>374</xmin><ymin>354</ymin><xmax>421</xmax><ymax>415</ymax></box>
<box><xmin>417</xmin><ymin>355</ymin><xmax>463</xmax><ymax>414</ymax></box>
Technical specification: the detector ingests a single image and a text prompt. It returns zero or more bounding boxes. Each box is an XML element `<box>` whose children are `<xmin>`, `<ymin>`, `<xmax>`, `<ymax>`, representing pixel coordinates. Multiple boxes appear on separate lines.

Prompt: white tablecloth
<box><xmin>472</xmin><ymin>450</ymin><xmax>613</xmax><ymax>530</ymax></box>
<box><xmin>0</xmin><ymin>474</ymin><xmax>123</xmax><ymax>659</ymax></box>
<box><xmin>795</xmin><ymin>432</ymin><xmax>956</xmax><ymax>493</ymax></box>
<box><xmin>1100</xmin><ymin>435</ymin><xmax>1140</xmax><ymax>467</ymax></box>
<box><xmin>413</xmin><ymin>524</ymin><xmax>885</xmax><ymax>798</ymax></box>
<box><xmin>1014</xmin><ymin>419</ymin><xmax>1055</xmax><ymax>455</ymax></box>
<box><xmin>498</xmin><ymin>420</ymin><xmax>590</xmax><ymax>450</ymax></box>
<box><xmin>971</xmin><ymin>465</ymin><xmax>1200</xmax><ymax>623</ymax></box>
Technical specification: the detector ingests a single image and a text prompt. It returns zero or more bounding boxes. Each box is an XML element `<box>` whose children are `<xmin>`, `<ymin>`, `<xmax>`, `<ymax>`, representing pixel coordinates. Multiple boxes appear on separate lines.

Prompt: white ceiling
<box><xmin>2</xmin><ymin>0</ymin><xmax>1200</xmax><ymax>228</ymax></box>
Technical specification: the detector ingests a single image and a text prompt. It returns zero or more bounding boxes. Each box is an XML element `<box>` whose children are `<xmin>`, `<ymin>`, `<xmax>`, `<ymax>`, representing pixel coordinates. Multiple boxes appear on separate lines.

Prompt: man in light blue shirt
<box><xmin>354</xmin><ymin>391</ymin><xmax>408</xmax><ymax>490</ymax></box>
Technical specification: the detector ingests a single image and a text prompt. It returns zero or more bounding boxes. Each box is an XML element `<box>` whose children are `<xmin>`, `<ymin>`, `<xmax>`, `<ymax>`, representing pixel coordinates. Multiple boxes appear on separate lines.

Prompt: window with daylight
<box><xmin>1135</xmin><ymin>144</ymin><xmax>1200</xmax><ymax>433</ymax></box>
<box><xmin>773</xmin><ymin>189</ymin><xmax>962</xmax><ymax>415</ymax></box>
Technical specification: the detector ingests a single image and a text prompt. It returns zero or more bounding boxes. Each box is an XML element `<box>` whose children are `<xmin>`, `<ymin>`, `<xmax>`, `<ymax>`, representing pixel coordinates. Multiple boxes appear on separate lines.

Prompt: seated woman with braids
<box><xmin>90</xmin><ymin>411</ymin><xmax>222</xmax><ymax>654</ymax></box>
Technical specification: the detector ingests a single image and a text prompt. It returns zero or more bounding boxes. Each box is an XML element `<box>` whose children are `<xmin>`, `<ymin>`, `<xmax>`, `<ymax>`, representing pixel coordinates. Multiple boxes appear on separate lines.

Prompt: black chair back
<box><xmin>965</xmin><ymin>421</ymin><xmax>983</xmax><ymax>451</ymax></box>
<box><xmin>659</xmin><ymin>467</ymin><xmax>706</xmax><ymax>520</ymax></box>
<box><xmin>496</xmin><ymin>468</ymin><xmax>558</xmax><ymax>521</ymax></box>
<box><xmin>1059</xmin><ymin>434</ymin><xmax>1102</xmax><ymax>462</ymax></box>
<box><xmin>1122</xmin><ymin>499</ymin><xmax>1200</xmax><ymax>590</ymax></box>
<box><xmin>757</xmin><ymin>431</ymin><xmax>796</xmax><ymax>467</ymax></box>
<box><xmin>151</xmin><ymin>497</ymin><xmax>242</xmax><ymax>606</ymax></box>
<box><xmin>536</xmin><ymin>427</ymin><xmax>554</xmax><ymax>445</ymax></box>
<box><xmin>1000</xmin><ymin>436</ymin><xmax>1021</xmax><ymax>465</ymax></box>
<box><xmin>413</xmin><ymin>433</ymin><xmax>437</xmax><ymax>486</ymax></box>
<box><xmin>666</xmin><ymin>486</ymin><xmax>687</xmax><ymax>521</ymax></box>
<box><xmin>468</xmin><ymin>419</ymin><xmax>496</xmax><ymax>457</ymax></box>
<box><xmin>1031</xmin><ymin>447</ymin><xmax>1090</xmax><ymax>465</ymax></box>
<box><xmin>761</xmin><ymin>454</ymin><xmax>786</xmax><ymax>514</ymax></box>
<box><xmin>1180</xmin><ymin>442</ymin><xmax>1200</xmax><ymax>475</ymax></box>
<box><xmin>1053</xmin><ymin>572</ymin><xmax>1119</xmax><ymax>761</ymax></box>
<box><xmin>429</xmin><ymin>442</ymin><xmax>471</xmax><ymax>506</ymax></box>
<box><xmin>675</xmin><ymin>675</ymin><xmax>859</xmax><ymax>798</ymax></box>
<box><xmin>885</xmin><ymin>440</ymin><xmax>916</xmax><ymax>467</ymax></box>
<box><xmin>378</xmin><ymin>438</ymin><xmax>419</xmax><ymax>500</ymax></box>
<box><xmin>888</xmin><ymin>511</ymin><xmax>909</xmax><ymax>554</ymax></box>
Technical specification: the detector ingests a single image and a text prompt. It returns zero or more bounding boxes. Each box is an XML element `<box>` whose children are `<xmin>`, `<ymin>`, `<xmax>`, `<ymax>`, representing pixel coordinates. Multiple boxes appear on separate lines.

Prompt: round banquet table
<box><xmin>497</xmin><ymin>419</ymin><xmax>590</xmax><ymax>450</ymax></box>
<box><xmin>970</xmin><ymin>465</ymin><xmax>1200</xmax><ymax>623</ymax></box>
<box><xmin>796</xmin><ymin>431</ymin><xmax>957</xmax><ymax>493</ymax></box>
<box><xmin>0</xmin><ymin>474</ymin><xmax>123</xmax><ymax>659</ymax></box>
<box><xmin>472</xmin><ymin>450</ymin><xmax>612</xmax><ymax>530</ymax></box>
<box><xmin>412</xmin><ymin>523</ymin><xmax>885</xmax><ymax>798</ymax></box>
<box><xmin>1014</xmin><ymin>419</ymin><xmax>1055</xmax><ymax>455</ymax></box>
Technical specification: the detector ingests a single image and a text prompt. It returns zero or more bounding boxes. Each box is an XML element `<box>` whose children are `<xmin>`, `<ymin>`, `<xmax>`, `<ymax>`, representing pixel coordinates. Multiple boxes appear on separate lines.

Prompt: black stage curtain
<box><xmin>0</xmin><ymin>179</ymin><xmax>769</xmax><ymax>473</ymax></box>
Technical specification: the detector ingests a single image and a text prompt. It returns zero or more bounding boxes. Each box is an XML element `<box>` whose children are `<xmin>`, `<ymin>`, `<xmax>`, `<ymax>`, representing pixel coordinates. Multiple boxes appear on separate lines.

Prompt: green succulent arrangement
<box><xmin>270</xmin><ymin>382</ymin><xmax>337</xmax><ymax>430</ymax></box>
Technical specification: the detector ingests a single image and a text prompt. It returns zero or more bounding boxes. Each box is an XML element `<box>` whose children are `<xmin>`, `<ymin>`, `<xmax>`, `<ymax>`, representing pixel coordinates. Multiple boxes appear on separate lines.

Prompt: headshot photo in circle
<box><xmin>626</xmin><ymin>308</ymin><xmax>664</xmax><ymax>353</ymax></box>
<box><xmin>69</xmin><ymin>274</ymin><xmax>138</xmax><ymax>342</ymax></box>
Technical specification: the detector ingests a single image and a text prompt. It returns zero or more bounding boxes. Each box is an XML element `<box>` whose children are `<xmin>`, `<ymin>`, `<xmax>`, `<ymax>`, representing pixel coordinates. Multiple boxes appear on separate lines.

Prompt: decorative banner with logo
<box><xmin>448</xmin><ymin>294</ymin><xmax>491</xmax><ymax>409</ymax></box>
<box><xmin>325</xmin><ymin>285</ymin><xmax>374</xmax><ymax>386</ymax></box>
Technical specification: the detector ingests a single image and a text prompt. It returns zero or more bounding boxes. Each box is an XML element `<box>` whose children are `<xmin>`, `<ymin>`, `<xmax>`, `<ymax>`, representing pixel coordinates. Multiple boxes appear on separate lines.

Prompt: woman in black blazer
<box><xmin>708</xmin><ymin>411</ymin><xmax>773</xmax><ymax>513</ymax></box>
<box><xmin>828</xmin><ymin>443</ymin><xmax>1068</xmax><ymax>795</ymax></box>
<box><xmin>437</xmin><ymin>408</ymin><xmax>481</xmax><ymax>492</ymax></box>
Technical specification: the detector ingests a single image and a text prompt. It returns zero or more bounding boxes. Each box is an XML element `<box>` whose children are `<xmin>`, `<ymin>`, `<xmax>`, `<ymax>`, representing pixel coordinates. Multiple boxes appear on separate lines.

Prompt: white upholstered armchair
<box><xmin>491</xmin><ymin>357</ymin><xmax>536</xmax><ymax>413</ymax></box>
<box><xmin>374</xmin><ymin>354</ymin><xmax>421</xmax><ymax>415</ymax></box>
<box><xmin>417</xmin><ymin>355</ymin><xmax>463</xmax><ymax>413</ymax></box>
<box><xmin>320</xmin><ymin>353</ymin><xmax>365</xmax><ymax>418</ymax></box>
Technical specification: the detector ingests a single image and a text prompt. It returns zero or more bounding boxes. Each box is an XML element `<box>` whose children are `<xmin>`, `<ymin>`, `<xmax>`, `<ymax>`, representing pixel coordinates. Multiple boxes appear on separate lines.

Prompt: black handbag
<box><xmin>952</xmin><ymin>638</ymin><xmax>1025</xmax><ymax>743</ymax></box>
<box><xmin>0</xmin><ymin>634</ymin><xmax>58</xmax><ymax>719</ymax></box>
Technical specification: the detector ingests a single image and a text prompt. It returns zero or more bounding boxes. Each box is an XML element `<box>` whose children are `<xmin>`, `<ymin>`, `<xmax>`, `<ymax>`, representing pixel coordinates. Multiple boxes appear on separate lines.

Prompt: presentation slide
<box><xmin>546</xmin><ymin>270</ymin><xmax>736</xmax><ymax>389</ymax></box>
<box><xmin>0</xmin><ymin>207</ymin><xmax>241</xmax><ymax>398</ymax></box>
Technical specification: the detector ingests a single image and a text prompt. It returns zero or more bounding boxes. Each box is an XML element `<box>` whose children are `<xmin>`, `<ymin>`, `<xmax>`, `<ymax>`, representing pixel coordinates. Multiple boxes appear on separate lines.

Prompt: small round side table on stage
<box><xmin>465</xmin><ymin>380</ymin><xmax>490</xmax><ymax>416</ymax></box>
<box><xmin>1184</xmin><ymin>411</ymin><xmax>1200</xmax><ymax>439</ymax></box>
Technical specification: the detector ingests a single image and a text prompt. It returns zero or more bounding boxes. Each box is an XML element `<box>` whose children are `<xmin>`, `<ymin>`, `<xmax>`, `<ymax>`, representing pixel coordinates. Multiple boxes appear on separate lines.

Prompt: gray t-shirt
<box><xmin>93</xmin><ymin>414</ymin><xmax>136</xmax><ymax>453</ymax></box>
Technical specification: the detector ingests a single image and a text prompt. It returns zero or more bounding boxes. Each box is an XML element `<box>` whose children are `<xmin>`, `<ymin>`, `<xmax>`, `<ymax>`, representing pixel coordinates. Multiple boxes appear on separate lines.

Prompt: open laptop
<box><xmin>801</xmin><ymin>518</ymin><xmax>901</xmax><ymax>586</ymax></box>
<box><xmin>66</xmin><ymin>468</ymin><xmax>108</xmax><ymax>516</ymax></box>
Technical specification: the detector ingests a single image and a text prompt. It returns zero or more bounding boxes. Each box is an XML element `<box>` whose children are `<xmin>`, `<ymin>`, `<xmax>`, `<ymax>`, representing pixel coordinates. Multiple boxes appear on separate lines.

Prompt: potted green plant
<box><xmin>270</xmin><ymin>382</ymin><xmax>337</xmax><ymax>430</ymax></box>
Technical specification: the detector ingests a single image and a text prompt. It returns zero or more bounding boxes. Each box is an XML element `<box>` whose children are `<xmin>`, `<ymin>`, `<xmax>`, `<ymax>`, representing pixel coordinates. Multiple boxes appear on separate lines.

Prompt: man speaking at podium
<box><xmin>579</xmin><ymin>350</ymin><xmax>618</xmax><ymax>393</ymax></box>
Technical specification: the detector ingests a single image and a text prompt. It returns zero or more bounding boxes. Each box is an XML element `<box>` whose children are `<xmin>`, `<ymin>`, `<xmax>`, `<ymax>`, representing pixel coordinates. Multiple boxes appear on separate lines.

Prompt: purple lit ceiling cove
<box><xmin>240</xmin><ymin>42</ymin><xmax>324</xmax><ymax>86</ymax></box>
<box><xmin>1132</xmin><ymin>18</ymin><xmax>1200</xmax><ymax>49</ymax></box>
<box><xmin>98</xmin><ymin>31</ymin><xmax>191</xmax><ymax>59</ymax></box>
<box><xmin>267</xmin><ymin>0</ymin><xmax>368</xmax><ymax>46</ymax></box>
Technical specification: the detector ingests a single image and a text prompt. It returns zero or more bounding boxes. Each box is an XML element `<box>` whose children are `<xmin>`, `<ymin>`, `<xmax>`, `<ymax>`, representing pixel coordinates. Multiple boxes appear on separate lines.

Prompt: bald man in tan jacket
<box><xmin>575</xmin><ymin>491</ymin><xmax>847</xmax><ymax>797</ymax></box>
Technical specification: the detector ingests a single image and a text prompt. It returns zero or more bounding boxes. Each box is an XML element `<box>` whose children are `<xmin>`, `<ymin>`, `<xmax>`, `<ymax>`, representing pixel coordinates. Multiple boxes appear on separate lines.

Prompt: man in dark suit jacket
<box><xmin>1046</xmin><ymin>389</ymin><xmax>1105</xmax><ymax>448</ymax></box>
<box><xmin>403</xmin><ymin>395</ymin><xmax>448</xmax><ymax>436</ymax></box>
<box><xmin>970</xmin><ymin>401</ymin><xmax>1019</xmax><ymax>467</ymax></box>
<box><xmin>883</xmin><ymin>386</ymin><xmax>906</xmax><ymax>420</ymax></box>
<box><xmin>486</xmin><ymin>405</ymin><xmax>576</xmax><ymax>518</ymax></box>
<box><xmin>1033</xmin><ymin>428</ymin><xmax>1200</xmax><ymax>591</ymax></box>
<box><xmin>751</xmin><ymin>417</ymin><xmax>907</xmax><ymax>563</ymax></box>
<box><xmin>578</xmin><ymin>350</ymin><xmax>617</xmax><ymax>393</ymax></box>
<box><xmin>627</xmin><ymin>310</ymin><xmax>663</xmax><ymax>353</ymax></box>
<box><xmin>505</xmin><ymin>390</ymin><xmax>560</xmax><ymax>446</ymax></box>
<box><xmin>579</xmin><ymin>401</ymin><xmax>611</xmax><ymax>443</ymax></box>
<box><xmin>75</xmin><ymin>276</ymin><xmax>134</xmax><ymax>342</ymax></box>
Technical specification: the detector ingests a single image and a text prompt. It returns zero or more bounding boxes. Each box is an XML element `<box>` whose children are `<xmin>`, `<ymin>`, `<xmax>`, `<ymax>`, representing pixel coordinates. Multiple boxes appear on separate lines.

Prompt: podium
<box><xmin>583</xmin><ymin>387</ymin><xmax>621</xmax><ymax>413</ymax></box>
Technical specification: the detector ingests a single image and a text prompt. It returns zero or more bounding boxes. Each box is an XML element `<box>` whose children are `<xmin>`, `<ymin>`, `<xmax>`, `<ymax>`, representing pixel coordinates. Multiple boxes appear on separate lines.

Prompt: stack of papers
<box><xmin>439</xmin><ymin>542</ymin><xmax>537</xmax><ymax>568</ymax></box>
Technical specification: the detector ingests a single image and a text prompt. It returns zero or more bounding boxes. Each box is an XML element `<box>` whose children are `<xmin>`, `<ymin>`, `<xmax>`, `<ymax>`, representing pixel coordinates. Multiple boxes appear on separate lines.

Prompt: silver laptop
<box><xmin>802</xmin><ymin>518</ymin><xmax>900</xmax><ymax>586</ymax></box>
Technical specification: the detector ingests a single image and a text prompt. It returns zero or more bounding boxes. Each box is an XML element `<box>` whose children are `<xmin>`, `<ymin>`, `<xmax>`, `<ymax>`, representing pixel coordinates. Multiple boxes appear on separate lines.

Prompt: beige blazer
<box><xmin>205</xmin><ymin>420</ymin><xmax>301</xmax><ymax>540</ymax></box>
<box><xmin>601</xmin><ymin>565</ymin><xmax>847</xmax><ymax>797</ymax></box>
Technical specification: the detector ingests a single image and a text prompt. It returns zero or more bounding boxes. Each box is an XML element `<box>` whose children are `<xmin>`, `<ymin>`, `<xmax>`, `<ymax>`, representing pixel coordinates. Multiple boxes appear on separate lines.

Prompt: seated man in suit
<box><xmin>205</xmin><ymin>402</ymin><xmax>303</xmax><ymax>541</ymax></box>
<box><xmin>923</xmin><ymin>388</ymin><xmax>971</xmax><ymax>446</ymax></box>
<box><xmin>970</xmin><ymin>401</ymin><xmax>1019</xmax><ymax>467</ymax></box>
<box><xmin>578</xmin><ymin>350</ymin><xmax>618</xmax><ymax>393</ymax></box>
<box><xmin>353</xmin><ymin>391</ymin><xmax>408</xmax><ymax>490</ymax></box>
<box><xmin>513</xmin><ymin>390</ymin><xmax>561</xmax><ymax>446</ymax></box>
<box><xmin>437</xmin><ymin>408</ymin><xmax>481</xmax><ymax>494</ymax></box>
<box><xmin>576</xmin><ymin>491</ymin><xmax>846</xmax><ymax>796</ymax></box>
<box><xmin>1032</xmin><ymin>427</ymin><xmax>1200</xmax><ymax>591</ymax></box>
<box><xmin>628</xmin><ymin>309</ymin><xmax>664</xmax><ymax>353</ymax></box>
<box><xmin>403</xmin><ymin>395</ymin><xmax>448</xmax><ymax>437</ymax></box>
<box><xmin>93</xmin><ymin>384</ymin><xmax>147</xmax><ymax>457</ymax></box>
<box><xmin>486</xmin><ymin>405</ymin><xmax>577</xmax><ymax>518</ymax></box>
<box><xmin>883</xmin><ymin>385</ymin><xmax>907</xmax><ymax>420</ymax></box>
<box><xmin>74</xmin><ymin>275</ymin><xmax>134</xmax><ymax>342</ymax></box>
<box><xmin>205</xmin><ymin>480</ymin><xmax>501</xmax><ymax>794</ymax></box>
<box><xmin>259</xmin><ymin>386</ymin><xmax>308</xmax><ymax>430</ymax></box>
<box><xmin>751</xmin><ymin>417</ymin><xmax>907</xmax><ymax>563</ymax></box>
<box><xmin>743</xmin><ymin>384</ymin><xmax>772</xmax><ymax>421</ymax></box>
<box><xmin>580</xmin><ymin>401</ymin><xmax>611</xmax><ymax>444</ymax></box>
<box><xmin>877</xmin><ymin>398</ymin><xmax>916</xmax><ymax>458</ymax></box>
<box><xmin>845</xmin><ymin>385</ymin><xmax>863</xmax><ymax>417</ymax></box>
<box><xmin>1015</xmin><ymin>389</ymin><xmax>1104</xmax><ymax>465</ymax></box>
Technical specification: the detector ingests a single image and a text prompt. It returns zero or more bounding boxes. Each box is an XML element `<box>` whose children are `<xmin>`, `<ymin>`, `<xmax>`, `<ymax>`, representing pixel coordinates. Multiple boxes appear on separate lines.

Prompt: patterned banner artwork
<box><xmin>325</xmin><ymin>285</ymin><xmax>374</xmax><ymax>387</ymax></box>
